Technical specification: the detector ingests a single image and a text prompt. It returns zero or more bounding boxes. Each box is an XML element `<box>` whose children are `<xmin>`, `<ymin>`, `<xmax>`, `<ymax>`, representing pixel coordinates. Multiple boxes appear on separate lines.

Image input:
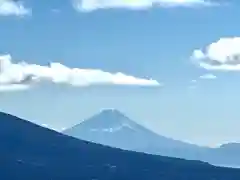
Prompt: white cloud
<box><xmin>192</xmin><ymin>37</ymin><xmax>240</xmax><ymax>71</ymax></box>
<box><xmin>199</xmin><ymin>73</ymin><xmax>216</xmax><ymax>79</ymax></box>
<box><xmin>0</xmin><ymin>0</ymin><xmax>31</xmax><ymax>16</ymax></box>
<box><xmin>191</xmin><ymin>79</ymin><xmax>197</xmax><ymax>83</ymax></box>
<box><xmin>73</xmin><ymin>0</ymin><xmax>215</xmax><ymax>12</ymax></box>
<box><xmin>0</xmin><ymin>54</ymin><xmax>160</xmax><ymax>91</ymax></box>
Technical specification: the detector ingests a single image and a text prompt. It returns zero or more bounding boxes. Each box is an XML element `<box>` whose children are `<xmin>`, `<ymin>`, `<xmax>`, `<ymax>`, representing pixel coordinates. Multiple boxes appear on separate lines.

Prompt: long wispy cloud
<box><xmin>192</xmin><ymin>37</ymin><xmax>240</xmax><ymax>71</ymax></box>
<box><xmin>73</xmin><ymin>0</ymin><xmax>215</xmax><ymax>12</ymax></box>
<box><xmin>0</xmin><ymin>0</ymin><xmax>31</xmax><ymax>16</ymax></box>
<box><xmin>0</xmin><ymin>54</ymin><xmax>160</xmax><ymax>91</ymax></box>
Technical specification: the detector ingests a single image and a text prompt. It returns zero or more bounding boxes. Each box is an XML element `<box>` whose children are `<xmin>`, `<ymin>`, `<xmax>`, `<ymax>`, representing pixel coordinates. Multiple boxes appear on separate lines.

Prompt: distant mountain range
<box><xmin>63</xmin><ymin>109</ymin><xmax>240</xmax><ymax>168</ymax></box>
<box><xmin>1</xmin><ymin>111</ymin><xmax>240</xmax><ymax>179</ymax></box>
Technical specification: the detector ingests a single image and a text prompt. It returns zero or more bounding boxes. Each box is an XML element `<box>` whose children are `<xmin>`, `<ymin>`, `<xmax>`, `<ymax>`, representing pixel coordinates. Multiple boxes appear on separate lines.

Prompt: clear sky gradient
<box><xmin>1</xmin><ymin>0</ymin><xmax>240</xmax><ymax>147</ymax></box>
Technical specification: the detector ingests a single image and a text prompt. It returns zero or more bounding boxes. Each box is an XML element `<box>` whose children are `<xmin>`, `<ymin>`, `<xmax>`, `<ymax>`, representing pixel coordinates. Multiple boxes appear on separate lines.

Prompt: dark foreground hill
<box><xmin>1</xmin><ymin>112</ymin><xmax>240</xmax><ymax>180</ymax></box>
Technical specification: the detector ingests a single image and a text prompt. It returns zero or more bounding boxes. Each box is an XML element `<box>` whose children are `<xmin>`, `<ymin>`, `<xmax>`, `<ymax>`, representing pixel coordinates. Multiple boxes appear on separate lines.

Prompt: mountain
<box><xmin>209</xmin><ymin>143</ymin><xmax>240</xmax><ymax>168</ymax></box>
<box><xmin>219</xmin><ymin>143</ymin><xmax>240</xmax><ymax>152</ymax></box>
<box><xmin>64</xmin><ymin>109</ymin><xmax>199</xmax><ymax>151</ymax></box>
<box><xmin>63</xmin><ymin>109</ymin><xmax>240</xmax><ymax>167</ymax></box>
<box><xmin>1</xmin><ymin>111</ymin><xmax>240</xmax><ymax>180</ymax></box>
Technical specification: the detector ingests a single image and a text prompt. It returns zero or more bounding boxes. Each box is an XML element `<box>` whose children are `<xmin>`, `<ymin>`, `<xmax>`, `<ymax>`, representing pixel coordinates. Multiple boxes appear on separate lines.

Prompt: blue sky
<box><xmin>1</xmin><ymin>0</ymin><xmax>240</xmax><ymax>146</ymax></box>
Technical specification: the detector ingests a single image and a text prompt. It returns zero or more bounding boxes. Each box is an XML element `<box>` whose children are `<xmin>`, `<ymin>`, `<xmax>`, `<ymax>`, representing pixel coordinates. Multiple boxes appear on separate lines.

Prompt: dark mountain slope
<box><xmin>1</xmin><ymin>111</ymin><xmax>240</xmax><ymax>180</ymax></box>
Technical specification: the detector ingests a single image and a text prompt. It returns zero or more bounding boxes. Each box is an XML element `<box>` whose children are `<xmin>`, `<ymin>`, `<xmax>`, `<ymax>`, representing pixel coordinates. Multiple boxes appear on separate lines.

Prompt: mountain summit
<box><xmin>63</xmin><ymin>109</ymin><xmax>198</xmax><ymax>152</ymax></box>
<box><xmin>80</xmin><ymin>108</ymin><xmax>135</xmax><ymax>130</ymax></box>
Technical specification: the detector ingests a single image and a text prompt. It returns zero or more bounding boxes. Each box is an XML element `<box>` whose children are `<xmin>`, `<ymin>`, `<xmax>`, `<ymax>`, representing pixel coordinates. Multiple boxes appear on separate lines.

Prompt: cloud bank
<box><xmin>0</xmin><ymin>0</ymin><xmax>31</xmax><ymax>16</ymax></box>
<box><xmin>73</xmin><ymin>0</ymin><xmax>214</xmax><ymax>12</ymax></box>
<box><xmin>0</xmin><ymin>54</ymin><xmax>160</xmax><ymax>91</ymax></box>
<box><xmin>192</xmin><ymin>37</ymin><xmax>240</xmax><ymax>71</ymax></box>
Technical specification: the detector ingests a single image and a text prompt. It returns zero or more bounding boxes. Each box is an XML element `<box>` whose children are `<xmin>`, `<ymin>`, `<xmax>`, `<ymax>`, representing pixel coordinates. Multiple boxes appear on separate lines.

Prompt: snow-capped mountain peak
<box><xmin>63</xmin><ymin>109</ymin><xmax>197</xmax><ymax>155</ymax></box>
<box><xmin>90</xmin><ymin>123</ymin><xmax>134</xmax><ymax>133</ymax></box>
<box><xmin>99</xmin><ymin>108</ymin><xmax>118</xmax><ymax>113</ymax></box>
